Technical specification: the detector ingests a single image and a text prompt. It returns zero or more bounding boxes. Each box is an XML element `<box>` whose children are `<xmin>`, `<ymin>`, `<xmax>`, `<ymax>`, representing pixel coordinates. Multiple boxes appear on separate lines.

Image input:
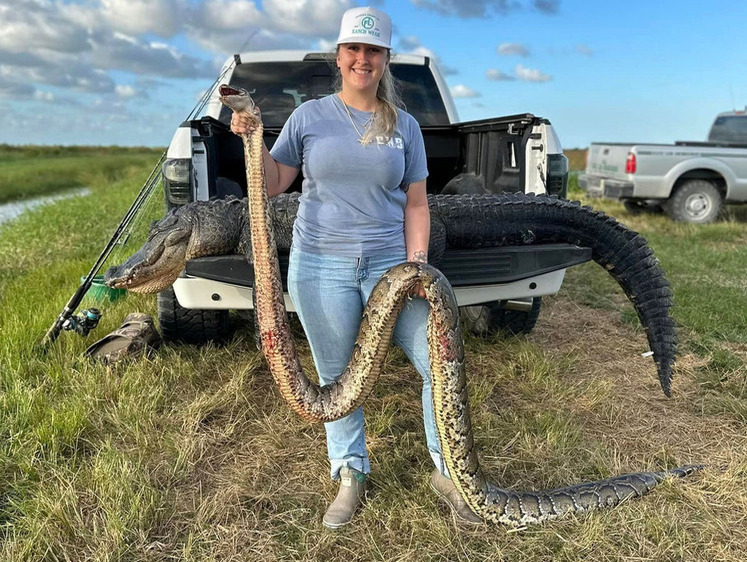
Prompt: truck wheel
<box><xmin>157</xmin><ymin>287</ymin><xmax>231</xmax><ymax>345</ymax></box>
<box><xmin>460</xmin><ymin>298</ymin><xmax>542</xmax><ymax>336</ymax></box>
<box><xmin>664</xmin><ymin>179</ymin><xmax>722</xmax><ymax>223</ymax></box>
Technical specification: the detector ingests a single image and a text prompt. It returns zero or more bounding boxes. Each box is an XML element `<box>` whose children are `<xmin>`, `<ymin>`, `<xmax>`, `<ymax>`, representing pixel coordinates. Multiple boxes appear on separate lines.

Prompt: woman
<box><xmin>230</xmin><ymin>6</ymin><xmax>481</xmax><ymax>529</ymax></box>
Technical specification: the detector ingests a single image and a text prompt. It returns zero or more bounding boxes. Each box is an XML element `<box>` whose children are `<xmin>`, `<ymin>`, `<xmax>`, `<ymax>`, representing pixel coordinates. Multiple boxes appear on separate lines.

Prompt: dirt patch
<box><xmin>531</xmin><ymin>296</ymin><xmax>745</xmax><ymax>466</ymax></box>
<box><xmin>719</xmin><ymin>341</ymin><xmax>747</xmax><ymax>361</ymax></box>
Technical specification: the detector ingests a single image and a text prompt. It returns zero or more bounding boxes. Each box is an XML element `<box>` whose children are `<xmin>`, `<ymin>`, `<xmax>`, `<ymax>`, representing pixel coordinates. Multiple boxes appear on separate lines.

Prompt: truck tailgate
<box><xmin>586</xmin><ymin>143</ymin><xmax>634</xmax><ymax>181</ymax></box>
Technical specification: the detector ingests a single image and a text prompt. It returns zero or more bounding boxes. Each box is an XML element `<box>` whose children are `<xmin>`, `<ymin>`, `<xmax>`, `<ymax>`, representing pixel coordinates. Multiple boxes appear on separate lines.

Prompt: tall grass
<box><xmin>0</xmin><ymin>149</ymin><xmax>745</xmax><ymax>561</ymax></box>
<box><xmin>0</xmin><ymin>145</ymin><xmax>162</xmax><ymax>204</ymax></box>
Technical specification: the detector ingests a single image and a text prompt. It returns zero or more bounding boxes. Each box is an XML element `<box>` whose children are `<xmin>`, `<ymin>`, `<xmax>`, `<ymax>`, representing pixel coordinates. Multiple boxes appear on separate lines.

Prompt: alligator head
<box><xmin>104</xmin><ymin>197</ymin><xmax>249</xmax><ymax>293</ymax></box>
<box><xmin>104</xmin><ymin>212</ymin><xmax>194</xmax><ymax>293</ymax></box>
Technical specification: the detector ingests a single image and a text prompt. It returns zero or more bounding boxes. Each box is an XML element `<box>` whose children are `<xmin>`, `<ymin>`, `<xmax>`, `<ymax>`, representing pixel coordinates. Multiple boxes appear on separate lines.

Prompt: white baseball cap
<box><xmin>336</xmin><ymin>6</ymin><xmax>392</xmax><ymax>49</ymax></box>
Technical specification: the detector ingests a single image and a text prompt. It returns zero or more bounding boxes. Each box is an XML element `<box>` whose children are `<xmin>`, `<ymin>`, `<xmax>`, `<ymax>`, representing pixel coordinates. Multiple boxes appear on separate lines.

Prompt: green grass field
<box><xmin>0</xmin><ymin>145</ymin><xmax>162</xmax><ymax>204</ymax></box>
<box><xmin>0</xmin><ymin>148</ymin><xmax>745</xmax><ymax>561</ymax></box>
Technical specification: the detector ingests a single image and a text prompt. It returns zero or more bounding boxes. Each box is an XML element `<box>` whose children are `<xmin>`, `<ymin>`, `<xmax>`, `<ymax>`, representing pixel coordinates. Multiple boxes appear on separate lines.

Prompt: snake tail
<box><xmin>423</xmin><ymin>262</ymin><xmax>702</xmax><ymax>524</ymax></box>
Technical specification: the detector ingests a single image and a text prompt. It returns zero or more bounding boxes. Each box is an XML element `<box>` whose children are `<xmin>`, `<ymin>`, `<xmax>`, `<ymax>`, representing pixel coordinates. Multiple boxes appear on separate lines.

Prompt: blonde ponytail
<box><xmin>361</xmin><ymin>64</ymin><xmax>402</xmax><ymax>145</ymax></box>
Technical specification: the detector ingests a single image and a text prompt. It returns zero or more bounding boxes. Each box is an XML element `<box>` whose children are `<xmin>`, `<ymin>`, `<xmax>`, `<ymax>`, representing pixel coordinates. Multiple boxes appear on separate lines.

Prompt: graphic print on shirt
<box><xmin>375</xmin><ymin>135</ymin><xmax>404</xmax><ymax>149</ymax></box>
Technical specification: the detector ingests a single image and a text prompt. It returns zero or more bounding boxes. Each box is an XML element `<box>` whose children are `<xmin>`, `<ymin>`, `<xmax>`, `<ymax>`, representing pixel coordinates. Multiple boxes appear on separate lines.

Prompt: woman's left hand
<box><xmin>230</xmin><ymin>107</ymin><xmax>262</xmax><ymax>135</ymax></box>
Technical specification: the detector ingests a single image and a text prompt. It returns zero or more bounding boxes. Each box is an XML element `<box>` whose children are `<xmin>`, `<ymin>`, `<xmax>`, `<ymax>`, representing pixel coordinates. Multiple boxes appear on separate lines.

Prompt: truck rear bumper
<box><xmin>171</xmin><ymin>243</ymin><xmax>592</xmax><ymax>310</ymax></box>
<box><xmin>579</xmin><ymin>174</ymin><xmax>634</xmax><ymax>199</ymax></box>
<box><xmin>172</xmin><ymin>269</ymin><xmax>568</xmax><ymax>311</ymax></box>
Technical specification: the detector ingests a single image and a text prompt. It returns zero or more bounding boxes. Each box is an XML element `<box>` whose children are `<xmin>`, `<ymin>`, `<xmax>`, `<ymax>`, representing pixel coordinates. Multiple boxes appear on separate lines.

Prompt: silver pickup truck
<box><xmin>579</xmin><ymin>110</ymin><xmax>747</xmax><ymax>223</ymax></box>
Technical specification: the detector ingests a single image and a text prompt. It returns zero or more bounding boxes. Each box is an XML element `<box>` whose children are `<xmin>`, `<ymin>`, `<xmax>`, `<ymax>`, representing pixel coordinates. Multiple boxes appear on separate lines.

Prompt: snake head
<box><xmin>219</xmin><ymin>84</ymin><xmax>256</xmax><ymax>115</ymax></box>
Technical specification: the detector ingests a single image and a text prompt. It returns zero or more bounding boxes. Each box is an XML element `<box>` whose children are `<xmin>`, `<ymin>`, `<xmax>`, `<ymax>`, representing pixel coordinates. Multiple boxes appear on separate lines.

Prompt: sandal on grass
<box><xmin>84</xmin><ymin>312</ymin><xmax>161</xmax><ymax>365</ymax></box>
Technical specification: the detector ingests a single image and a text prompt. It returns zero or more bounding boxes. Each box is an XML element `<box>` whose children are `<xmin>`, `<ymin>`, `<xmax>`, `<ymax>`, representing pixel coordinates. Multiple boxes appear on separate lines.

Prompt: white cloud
<box><xmin>411</xmin><ymin>0</ymin><xmax>559</xmax><ymax>18</ymax></box>
<box><xmin>0</xmin><ymin>81</ymin><xmax>35</xmax><ymax>98</ymax></box>
<box><xmin>486</xmin><ymin>68</ymin><xmax>514</xmax><ymax>81</ymax></box>
<box><xmin>88</xmin><ymin>33</ymin><xmax>213</xmax><ymax>78</ymax></box>
<box><xmin>575</xmin><ymin>44</ymin><xmax>594</xmax><ymax>56</ymax></box>
<box><xmin>184</xmin><ymin>0</ymin><xmax>350</xmax><ymax>54</ymax></box>
<box><xmin>317</xmin><ymin>38</ymin><xmax>337</xmax><ymax>51</ymax></box>
<box><xmin>450</xmin><ymin>84</ymin><xmax>481</xmax><ymax>98</ymax></box>
<box><xmin>115</xmin><ymin>85</ymin><xmax>137</xmax><ymax>98</ymax></box>
<box><xmin>411</xmin><ymin>0</ymin><xmax>519</xmax><ymax>18</ymax></box>
<box><xmin>33</xmin><ymin>90</ymin><xmax>55</xmax><ymax>102</ymax></box>
<box><xmin>189</xmin><ymin>26</ymin><xmax>309</xmax><ymax>55</ymax></box>
<box><xmin>395</xmin><ymin>35</ymin><xmax>457</xmax><ymax>75</ymax></box>
<box><xmin>6</xmin><ymin>61</ymin><xmax>116</xmax><ymax>94</ymax></box>
<box><xmin>399</xmin><ymin>35</ymin><xmax>422</xmax><ymax>52</ymax></box>
<box><xmin>0</xmin><ymin>2</ymin><xmax>90</xmax><ymax>54</ymax></box>
<box><xmin>197</xmin><ymin>0</ymin><xmax>264</xmax><ymax>31</ymax></box>
<box><xmin>497</xmin><ymin>42</ymin><xmax>529</xmax><ymax>57</ymax></box>
<box><xmin>515</xmin><ymin>63</ymin><xmax>552</xmax><ymax>82</ymax></box>
<box><xmin>263</xmin><ymin>0</ymin><xmax>351</xmax><ymax>35</ymax></box>
<box><xmin>100</xmin><ymin>0</ymin><xmax>184</xmax><ymax>37</ymax></box>
<box><xmin>0</xmin><ymin>0</ymin><xmax>214</xmax><ymax>102</ymax></box>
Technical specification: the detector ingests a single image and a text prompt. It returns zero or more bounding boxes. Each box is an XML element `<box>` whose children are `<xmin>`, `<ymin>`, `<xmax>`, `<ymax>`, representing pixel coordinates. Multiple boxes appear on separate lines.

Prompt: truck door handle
<box><xmin>531</xmin><ymin>144</ymin><xmax>544</xmax><ymax>151</ymax></box>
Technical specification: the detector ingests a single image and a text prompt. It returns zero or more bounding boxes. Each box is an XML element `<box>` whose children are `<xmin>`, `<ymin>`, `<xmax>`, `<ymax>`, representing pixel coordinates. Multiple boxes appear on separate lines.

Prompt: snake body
<box><xmin>219</xmin><ymin>85</ymin><xmax>700</xmax><ymax>526</ymax></box>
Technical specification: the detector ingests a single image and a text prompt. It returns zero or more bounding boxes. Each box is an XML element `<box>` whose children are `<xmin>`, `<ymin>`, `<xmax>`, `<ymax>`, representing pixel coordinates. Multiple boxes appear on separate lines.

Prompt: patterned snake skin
<box><xmin>219</xmin><ymin>84</ymin><xmax>701</xmax><ymax>526</ymax></box>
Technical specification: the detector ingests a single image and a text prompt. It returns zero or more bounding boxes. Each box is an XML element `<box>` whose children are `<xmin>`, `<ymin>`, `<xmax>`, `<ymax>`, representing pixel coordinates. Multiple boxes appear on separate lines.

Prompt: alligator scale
<box><xmin>106</xmin><ymin>85</ymin><xmax>700</xmax><ymax>526</ymax></box>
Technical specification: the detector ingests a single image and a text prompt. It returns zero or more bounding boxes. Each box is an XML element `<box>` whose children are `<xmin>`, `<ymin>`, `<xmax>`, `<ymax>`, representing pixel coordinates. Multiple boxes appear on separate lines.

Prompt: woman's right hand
<box><xmin>230</xmin><ymin>106</ymin><xmax>262</xmax><ymax>135</ymax></box>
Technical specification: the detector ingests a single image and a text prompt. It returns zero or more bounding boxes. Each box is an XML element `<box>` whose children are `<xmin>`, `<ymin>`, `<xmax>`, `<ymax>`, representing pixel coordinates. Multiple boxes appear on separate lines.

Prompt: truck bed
<box><xmin>186</xmin><ymin>114</ymin><xmax>545</xmax><ymax>198</ymax></box>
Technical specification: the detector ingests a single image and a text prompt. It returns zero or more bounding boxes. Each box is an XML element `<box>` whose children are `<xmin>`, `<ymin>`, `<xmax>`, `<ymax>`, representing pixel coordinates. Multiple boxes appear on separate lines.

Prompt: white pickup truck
<box><xmin>579</xmin><ymin>110</ymin><xmax>747</xmax><ymax>223</ymax></box>
<box><xmin>159</xmin><ymin>50</ymin><xmax>577</xmax><ymax>344</ymax></box>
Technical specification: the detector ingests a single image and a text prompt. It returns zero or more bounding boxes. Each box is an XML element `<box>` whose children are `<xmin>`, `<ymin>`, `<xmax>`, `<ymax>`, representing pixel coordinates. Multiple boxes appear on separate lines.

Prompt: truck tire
<box><xmin>460</xmin><ymin>298</ymin><xmax>542</xmax><ymax>336</ymax></box>
<box><xmin>664</xmin><ymin>179</ymin><xmax>722</xmax><ymax>223</ymax></box>
<box><xmin>157</xmin><ymin>287</ymin><xmax>231</xmax><ymax>345</ymax></box>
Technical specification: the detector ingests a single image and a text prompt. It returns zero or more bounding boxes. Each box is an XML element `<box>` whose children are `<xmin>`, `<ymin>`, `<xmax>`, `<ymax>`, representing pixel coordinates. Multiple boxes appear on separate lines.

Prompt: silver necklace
<box><xmin>339</xmin><ymin>94</ymin><xmax>376</xmax><ymax>143</ymax></box>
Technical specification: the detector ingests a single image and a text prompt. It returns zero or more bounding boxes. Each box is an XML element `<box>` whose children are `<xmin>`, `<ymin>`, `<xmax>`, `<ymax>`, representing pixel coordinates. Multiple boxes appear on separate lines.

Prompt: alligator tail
<box><xmin>427</xmin><ymin>193</ymin><xmax>677</xmax><ymax>396</ymax></box>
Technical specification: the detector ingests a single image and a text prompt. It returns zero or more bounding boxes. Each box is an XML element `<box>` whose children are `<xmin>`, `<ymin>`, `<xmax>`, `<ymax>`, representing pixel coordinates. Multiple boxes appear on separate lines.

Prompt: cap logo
<box><xmin>337</xmin><ymin>7</ymin><xmax>391</xmax><ymax>48</ymax></box>
<box><xmin>352</xmin><ymin>15</ymin><xmax>381</xmax><ymax>39</ymax></box>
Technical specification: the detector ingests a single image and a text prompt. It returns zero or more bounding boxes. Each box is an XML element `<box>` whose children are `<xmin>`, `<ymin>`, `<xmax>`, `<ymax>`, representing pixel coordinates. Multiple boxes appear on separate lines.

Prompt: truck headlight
<box><xmin>162</xmin><ymin>158</ymin><xmax>192</xmax><ymax>206</ymax></box>
<box><xmin>546</xmin><ymin>153</ymin><xmax>569</xmax><ymax>198</ymax></box>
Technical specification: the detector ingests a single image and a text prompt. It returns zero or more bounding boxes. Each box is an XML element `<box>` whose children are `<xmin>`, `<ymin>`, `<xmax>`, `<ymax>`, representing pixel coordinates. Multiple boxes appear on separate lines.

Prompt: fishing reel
<box><xmin>62</xmin><ymin>308</ymin><xmax>102</xmax><ymax>337</ymax></box>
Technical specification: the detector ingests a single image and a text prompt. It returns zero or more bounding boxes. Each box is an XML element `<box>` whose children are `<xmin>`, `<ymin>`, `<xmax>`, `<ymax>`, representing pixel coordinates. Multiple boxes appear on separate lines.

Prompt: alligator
<box><xmin>105</xmin><ymin>192</ymin><xmax>677</xmax><ymax>396</ymax></box>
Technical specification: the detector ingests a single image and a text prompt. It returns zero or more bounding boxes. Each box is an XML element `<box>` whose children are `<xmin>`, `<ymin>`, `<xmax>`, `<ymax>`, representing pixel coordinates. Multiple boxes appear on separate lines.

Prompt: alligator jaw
<box><xmin>104</xmin><ymin>244</ymin><xmax>183</xmax><ymax>293</ymax></box>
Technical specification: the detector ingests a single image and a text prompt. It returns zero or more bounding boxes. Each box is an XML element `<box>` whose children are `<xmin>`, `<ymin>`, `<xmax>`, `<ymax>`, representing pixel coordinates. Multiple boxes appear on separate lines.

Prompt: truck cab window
<box><xmin>709</xmin><ymin>115</ymin><xmax>747</xmax><ymax>144</ymax></box>
<box><xmin>218</xmin><ymin>60</ymin><xmax>450</xmax><ymax>128</ymax></box>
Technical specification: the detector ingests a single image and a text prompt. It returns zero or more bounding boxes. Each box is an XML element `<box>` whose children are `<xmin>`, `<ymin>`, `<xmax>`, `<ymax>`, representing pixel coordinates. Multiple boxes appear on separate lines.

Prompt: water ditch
<box><xmin>0</xmin><ymin>188</ymin><xmax>92</xmax><ymax>226</ymax></box>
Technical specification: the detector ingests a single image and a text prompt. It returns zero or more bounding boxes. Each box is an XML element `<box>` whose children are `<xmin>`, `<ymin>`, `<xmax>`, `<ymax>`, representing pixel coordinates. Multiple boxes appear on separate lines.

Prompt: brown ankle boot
<box><xmin>323</xmin><ymin>467</ymin><xmax>369</xmax><ymax>529</ymax></box>
<box><xmin>429</xmin><ymin>469</ymin><xmax>483</xmax><ymax>525</ymax></box>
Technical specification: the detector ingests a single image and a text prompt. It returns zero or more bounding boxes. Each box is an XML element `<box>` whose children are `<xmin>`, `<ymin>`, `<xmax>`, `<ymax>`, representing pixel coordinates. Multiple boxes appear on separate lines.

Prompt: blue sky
<box><xmin>1</xmin><ymin>0</ymin><xmax>745</xmax><ymax>149</ymax></box>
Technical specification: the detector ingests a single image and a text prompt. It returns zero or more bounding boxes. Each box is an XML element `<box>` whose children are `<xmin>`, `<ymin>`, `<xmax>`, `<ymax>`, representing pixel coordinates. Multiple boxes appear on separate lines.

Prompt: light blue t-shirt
<box><xmin>269</xmin><ymin>94</ymin><xmax>428</xmax><ymax>257</ymax></box>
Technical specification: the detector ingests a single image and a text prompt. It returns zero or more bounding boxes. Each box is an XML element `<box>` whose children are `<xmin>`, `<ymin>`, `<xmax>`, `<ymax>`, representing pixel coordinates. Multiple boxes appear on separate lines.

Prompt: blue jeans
<box><xmin>288</xmin><ymin>246</ymin><xmax>446</xmax><ymax>480</ymax></box>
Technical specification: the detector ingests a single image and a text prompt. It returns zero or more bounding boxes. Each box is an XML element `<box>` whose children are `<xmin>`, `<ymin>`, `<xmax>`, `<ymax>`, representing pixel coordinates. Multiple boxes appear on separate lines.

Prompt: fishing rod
<box><xmin>40</xmin><ymin>152</ymin><xmax>164</xmax><ymax>349</ymax></box>
<box><xmin>40</xmin><ymin>52</ymin><xmax>243</xmax><ymax>351</ymax></box>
